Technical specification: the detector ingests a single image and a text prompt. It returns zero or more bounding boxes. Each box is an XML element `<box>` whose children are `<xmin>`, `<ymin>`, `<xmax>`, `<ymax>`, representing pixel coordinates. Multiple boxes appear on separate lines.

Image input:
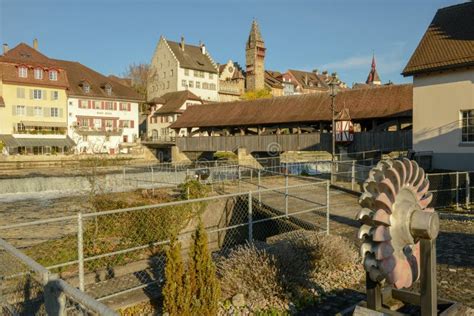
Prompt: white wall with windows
<box><xmin>67</xmin><ymin>97</ymin><xmax>139</xmax><ymax>154</ymax></box>
<box><xmin>413</xmin><ymin>68</ymin><xmax>474</xmax><ymax>171</ymax></box>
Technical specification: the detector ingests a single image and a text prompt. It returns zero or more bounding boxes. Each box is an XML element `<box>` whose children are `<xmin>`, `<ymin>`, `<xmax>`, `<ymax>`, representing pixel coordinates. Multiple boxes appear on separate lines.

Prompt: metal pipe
<box><xmin>326</xmin><ymin>180</ymin><xmax>330</xmax><ymax>235</ymax></box>
<box><xmin>248</xmin><ymin>191</ymin><xmax>253</xmax><ymax>243</ymax></box>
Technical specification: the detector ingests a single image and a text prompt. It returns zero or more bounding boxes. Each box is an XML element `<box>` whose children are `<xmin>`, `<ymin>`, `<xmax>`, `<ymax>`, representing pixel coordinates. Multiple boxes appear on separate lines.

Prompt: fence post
<box><xmin>44</xmin><ymin>277</ymin><xmax>67</xmax><ymax>316</ymax></box>
<box><xmin>174</xmin><ymin>164</ymin><xmax>178</xmax><ymax>184</ymax></box>
<box><xmin>285</xmin><ymin>171</ymin><xmax>289</xmax><ymax>217</ymax></box>
<box><xmin>187</xmin><ymin>186</ymin><xmax>190</xmax><ymax>200</ymax></box>
<box><xmin>77</xmin><ymin>212</ymin><xmax>85</xmax><ymax>292</ymax></box>
<box><xmin>466</xmin><ymin>172</ymin><xmax>471</xmax><ymax>209</ymax></box>
<box><xmin>326</xmin><ymin>180</ymin><xmax>330</xmax><ymax>235</ymax></box>
<box><xmin>248</xmin><ymin>191</ymin><xmax>253</xmax><ymax>243</ymax></box>
<box><xmin>250</xmin><ymin>168</ymin><xmax>253</xmax><ymax>182</ymax></box>
<box><xmin>258</xmin><ymin>169</ymin><xmax>261</xmax><ymax>205</ymax></box>
<box><xmin>351</xmin><ymin>160</ymin><xmax>356</xmax><ymax>191</ymax></box>
<box><xmin>456</xmin><ymin>172</ymin><xmax>459</xmax><ymax>210</ymax></box>
<box><xmin>238</xmin><ymin>165</ymin><xmax>241</xmax><ymax>192</ymax></box>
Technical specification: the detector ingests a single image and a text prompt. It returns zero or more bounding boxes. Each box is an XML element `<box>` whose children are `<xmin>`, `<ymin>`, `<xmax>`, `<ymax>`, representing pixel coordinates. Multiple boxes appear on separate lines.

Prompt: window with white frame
<box><xmin>79</xmin><ymin>100</ymin><xmax>88</xmax><ymax>109</ymax></box>
<box><xmin>16</xmin><ymin>105</ymin><xmax>26</xmax><ymax>116</ymax></box>
<box><xmin>182</xmin><ymin>80</ymin><xmax>187</xmax><ymax>87</ymax></box>
<box><xmin>209</xmin><ymin>73</ymin><xmax>214</xmax><ymax>79</ymax></box>
<box><xmin>94</xmin><ymin>101</ymin><xmax>101</xmax><ymax>109</ymax></box>
<box><xmin>105</xmin><ymin>102</ymin><xmax>113</xmax><ymax>110</ymax></box>
<box><xmin>188</xmin><ymin>81</ymin><xmax>194</xmax><ymax>88</ymax></box>
<box><xmin>105</xmin><ymin>119</ymin><xmax>113</xmax><ymax>128</ymax></box>
<box><xmin>120</xmin><ymin>102</ymin><xmax>129</xmax><ymax>111</ymax></box>
<box><xmin>49</xmin><ymin>70</ymin><xmax>58</xmax><ymax>81</ymax></box>
<box><xmin>50</xmin><ymin>107</ymin><xmax>59</xmax><ymax>117</ymax></box>
<box><xmin>122</xmin><ymin>120</ymin><xmax>130</xmax><ymax>128</ymax></box>
<box><xmin>209</xmin><ymin>83</ymin><xmax>216</xmax><ymax>90</ymax></box>
<box><xmin>17</xmin><ymin>123</ymin><xmax>25</xmax><ymax>131</ymax></box>
<box><xmin>80</xmin><ymin>119</ymin><xmax>89</xmax><ymax>127</ymax></box>
<box><xmin>51</xmin><ymin>91</ymin><xmax>59</xmax><ymax>100</ymax></box>
<box><xmin>184</xmin><ymin>69</ymin><xmax>189</xmax><ymax>76</ymax></box>
<box><xmin>105</xmin><ymin>85</ymin><xmax>112</xmax><ymax>96</ymax></box>
<box><xmin>196</xmin><ymin>81</ymin><xmax>201</xmax><ymax>89</ymax></box>
<box><xmin>18</xmin><ymin>66</ymin><xmax>28</xmax><ymax>78</ymax></box>
<box><xmin>202</xmin><ymin>82</ymin><xmax>209</xmax><ymax>89</ymax></box>
<box><xmin>83</xmin><ymin>83</ymin><xmax>90</xmax><ymax>93</ymax></box>
<box><xmin>461</xmin><ymin>110</ymin><xmax>474</xmax><ymax>142</ymax></box>
<box><xmin>34</xmin><ymin>106</ymin><xmax>42</xmax><ymax>116</ymax></box>
<box><xmin>93</xmin><ymin>119</ymin><xmax>101</xmax><ymax>128</ymax></box>
<box><xmin>33</xmin><ymin>89</ymin><xmax>42</xmax><ymax>100</ymax></box>
<box><xmin>34</xmin><ymin>68</ymin><xmax>43</xmax><ymax>79</ymax></box>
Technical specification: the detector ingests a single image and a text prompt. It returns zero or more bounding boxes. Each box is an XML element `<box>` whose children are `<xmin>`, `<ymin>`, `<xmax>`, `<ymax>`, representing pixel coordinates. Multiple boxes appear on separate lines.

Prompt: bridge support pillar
<box><xmin>171</xmin><ymin>146</ymin><xmax>191</xmax><ymax>164</ymax></box>
<box><xmin>237</xmin><ymin>147</ymin><xmax>264</xmax><ymax>169</ymax></box>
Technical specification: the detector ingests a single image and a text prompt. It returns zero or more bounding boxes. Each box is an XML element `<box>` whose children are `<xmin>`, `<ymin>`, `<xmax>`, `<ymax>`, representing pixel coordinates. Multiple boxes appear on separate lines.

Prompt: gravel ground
<box><xmin>299</xmin><ymin>209</ymin><xmax>474</xmax><ymax>315</ymax></box>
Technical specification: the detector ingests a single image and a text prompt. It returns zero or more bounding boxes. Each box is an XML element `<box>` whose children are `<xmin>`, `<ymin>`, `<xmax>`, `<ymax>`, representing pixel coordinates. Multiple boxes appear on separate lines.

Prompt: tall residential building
<box><xmin>148</xmin><ymin>37</ymin><xmax>219</xmax><ymax>102</ymax></box>
<box><xmin>55</xmin><ymin>60</ymin><xmax>142</xmax><ymax>155</ymax></box>
<box><xmin>245</xmin><ymin>20</ymin><xmax>266</xmax><ymax>91</ymax></box>
<box><xmin>0</xmin><ymin>41</ymin><xmax>73</xmax><ymax>154</ymax></box>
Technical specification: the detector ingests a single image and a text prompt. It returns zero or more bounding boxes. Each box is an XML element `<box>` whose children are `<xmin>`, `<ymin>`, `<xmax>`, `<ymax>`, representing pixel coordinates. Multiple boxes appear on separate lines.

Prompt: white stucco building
<box><xmin>56</xmin><ymin>60</ymin><xmax>142</xmax><ymax>154</ymax></box>
<box><xmin>148</xmin><ymin>37</ymin><xmax>219</xmax><ymax>102</ymax></box>
<box><xmin>147</xmin><ymin>90</ymin><xmax>202</xmax><ymax>140</ymax></box>
<box><xmin>402</xmin><ymin>2</ymin><xmax>474</xmax><ymax>171</ymax></box>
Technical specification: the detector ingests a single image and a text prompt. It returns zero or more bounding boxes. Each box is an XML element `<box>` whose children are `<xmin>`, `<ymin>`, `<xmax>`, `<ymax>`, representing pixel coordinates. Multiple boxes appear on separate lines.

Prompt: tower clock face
<box><xmin>228</xmin><ymin>66</ymin><xmax>234</xmax><ymax>73</ymax></box>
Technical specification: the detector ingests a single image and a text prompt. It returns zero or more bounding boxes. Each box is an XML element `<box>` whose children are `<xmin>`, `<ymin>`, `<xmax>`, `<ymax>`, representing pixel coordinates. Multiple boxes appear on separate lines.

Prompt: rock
<box><xmin>232</xmin><ymin>293</ymin><xmax>246</xmax><ymax>308</ymax></box>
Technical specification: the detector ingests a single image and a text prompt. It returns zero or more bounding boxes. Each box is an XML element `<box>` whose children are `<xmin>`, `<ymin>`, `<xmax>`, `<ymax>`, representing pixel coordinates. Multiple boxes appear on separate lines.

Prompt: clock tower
<box><xmin>246</xmin><ymin>20</ymin><xmax>266</xmax><ymax>91</ymax></box>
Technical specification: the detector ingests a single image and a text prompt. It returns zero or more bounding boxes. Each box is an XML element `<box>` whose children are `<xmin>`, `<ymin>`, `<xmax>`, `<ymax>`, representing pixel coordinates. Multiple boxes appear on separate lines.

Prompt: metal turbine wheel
<box><xmin>357</xmin><ymin>158</ymin><xmax>438</xmax><ymax>289</ymax></box>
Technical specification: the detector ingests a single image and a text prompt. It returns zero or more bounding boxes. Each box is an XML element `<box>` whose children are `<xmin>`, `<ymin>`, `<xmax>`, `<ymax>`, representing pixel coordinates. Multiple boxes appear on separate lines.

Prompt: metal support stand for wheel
<box><xmin>352</xmin><ymin>159</ymin><xmax>464</xmax><ymax>316</ymax></box>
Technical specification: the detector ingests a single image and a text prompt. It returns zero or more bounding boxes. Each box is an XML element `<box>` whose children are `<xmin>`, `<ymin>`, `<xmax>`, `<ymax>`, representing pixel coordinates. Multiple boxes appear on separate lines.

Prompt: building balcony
<box><xmin>13</xmin><ymin>129</ymin><xmax>67</xmax><ymax>136</ymax></box>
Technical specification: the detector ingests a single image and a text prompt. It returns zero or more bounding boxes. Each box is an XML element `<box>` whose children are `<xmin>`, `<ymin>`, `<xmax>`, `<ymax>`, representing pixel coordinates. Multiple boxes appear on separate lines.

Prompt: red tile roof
<box><xmin>403</xmin><ymin>2</ymin><xmax>474</xmax><ymax>76</ymax></box>
<box><xmin>53</xmin><ymin>59</ymin><xmax>143</xmax><ymax>101</ymax></box>
<box><xmin>153</xmin><ymin>90</ymin><xmax>201</xmax><ymax>114</ymax></box>
<box><xmin>0</xmin><ymin>43</ymin><xmax>69</xmax><ymax>89</ymax></box>
<box><xmin>171</xmin><ymin>84</ymin><xmax>412</xmax><ymax>129</ymax></box>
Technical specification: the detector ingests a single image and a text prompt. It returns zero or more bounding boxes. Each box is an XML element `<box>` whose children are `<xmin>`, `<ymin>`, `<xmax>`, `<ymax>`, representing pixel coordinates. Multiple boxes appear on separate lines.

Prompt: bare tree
<box><xmin>123</xmin><ymin>63</ymin><xmax>150</xmax><ymax>100</ymax></box>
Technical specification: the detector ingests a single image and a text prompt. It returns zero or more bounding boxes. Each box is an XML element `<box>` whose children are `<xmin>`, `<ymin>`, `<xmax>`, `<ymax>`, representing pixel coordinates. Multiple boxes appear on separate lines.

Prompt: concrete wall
<box><xmin>413</xmin><ymin>68</ymin><xmax>474</xmax><ymax>171</ymax></box>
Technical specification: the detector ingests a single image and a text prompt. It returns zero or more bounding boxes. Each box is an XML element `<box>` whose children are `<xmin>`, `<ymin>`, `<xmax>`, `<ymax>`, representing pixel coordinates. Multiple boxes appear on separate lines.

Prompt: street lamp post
<box><xmin>329</xmin><ymin>76</ymin><xmax>338</xmax><ymax>183</ymax></box>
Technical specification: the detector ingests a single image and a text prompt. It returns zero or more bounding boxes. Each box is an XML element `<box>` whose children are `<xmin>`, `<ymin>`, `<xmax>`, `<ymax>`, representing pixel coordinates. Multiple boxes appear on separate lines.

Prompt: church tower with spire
<box><xmin>366</xmin><ymin>54</ymin><xmax>381</xmax><ymax>85</ymax></box>
<box><xmin>246</xmin><ymin>20</ymin><xmax>266</xmax><ymax>91</ymax></box>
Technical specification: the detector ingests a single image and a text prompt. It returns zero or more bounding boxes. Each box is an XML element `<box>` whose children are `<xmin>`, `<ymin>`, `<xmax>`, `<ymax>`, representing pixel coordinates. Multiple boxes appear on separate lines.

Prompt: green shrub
<box><xmin>188</xmin><ymin>221</ymin><xmax>220</xmax><ymax>315</ymax></box>
<box><xmin>178</xmin><ymin>179</ymin><xmax>210</xmax><ymax>200</ymax></box>
<box><xmin>214</xmin><ymin>151</ymin><xmax>238</xmax><ymax>161</ymax></box>
<box><xmin>163</xmin><ymin>236</ymin><xmax>190</xmax><ymax>316</ymax></box>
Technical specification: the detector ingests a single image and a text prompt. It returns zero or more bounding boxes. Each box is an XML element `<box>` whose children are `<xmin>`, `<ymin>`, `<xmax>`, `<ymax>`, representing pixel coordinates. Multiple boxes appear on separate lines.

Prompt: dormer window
<box><xmin>18</xmin><ymin>66</ymin><xmax>28</xmax><ymax>78</ymax></box>
<box><xmin>34</xmin><ymin>68</ymin><xmax>43</xmax><ymax>79</ymax></box>
<box><xmin>49</xmin><ymin>70</ymin><xmax>58</xmax><ymax>81</ymax></box>
<box><xmin>83</xmin><ymin>83</ymin><xmax>90</xmax><ymax>93</ymax></box>
<box><xmin>105</xmin><ymin>84</ymin><xmax>112</xmax><ymax>96</ymax></box>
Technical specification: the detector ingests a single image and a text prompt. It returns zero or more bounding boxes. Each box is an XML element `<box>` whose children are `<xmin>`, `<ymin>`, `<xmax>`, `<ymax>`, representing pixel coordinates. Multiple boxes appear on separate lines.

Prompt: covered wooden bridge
<box><xmin>169</xmin><ymin>84</ymin><xmax>413</xmax><ymax>155</ymax></box>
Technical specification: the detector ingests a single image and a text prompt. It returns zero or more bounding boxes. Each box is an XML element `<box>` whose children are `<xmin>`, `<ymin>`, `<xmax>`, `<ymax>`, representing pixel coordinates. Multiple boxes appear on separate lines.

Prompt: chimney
<box><xmin>200</xmin><ymin>43</ymin><xmax>206</xmax><ymax>55</ymax></box>
<box><xmin>180</xmin><ymin>36</ymin><xmax>185</xmax><ymax>51</ymax></box>
<box><xmin>304</xmin><ymin>74</ymin><xmax>308</xmax><ymax>86</ymax></box>
<box><xmin>2</xmin><ymin>44</ymin><xmax>8</xmax><ymax>54</ymax></box>
<box><xmin>312</xmin><ymin>69</ymin><xmax>319</xmax><ymax>75</ymax></box>
<box><xmin>33</xmin><ymin>38</ymin><xmax>38</xmax><ymax>50</ymax></box>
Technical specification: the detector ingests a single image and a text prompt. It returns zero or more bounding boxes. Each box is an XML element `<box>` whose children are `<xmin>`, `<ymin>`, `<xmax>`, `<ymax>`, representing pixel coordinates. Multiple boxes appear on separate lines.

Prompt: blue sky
<box><xmin>0</xmin><ymin>0</ymin><xmax>464</xmax><ymax>86</ymax></box>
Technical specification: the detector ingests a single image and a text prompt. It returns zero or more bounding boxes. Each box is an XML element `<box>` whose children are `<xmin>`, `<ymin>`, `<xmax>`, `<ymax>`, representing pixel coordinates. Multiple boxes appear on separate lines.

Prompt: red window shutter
<box><xmin>128</xmin><ymin>103</ymin><xmax>131</xmax><ymax>111</ymax></box>
<box><xmin>101</xmin><ymin>101</ymin><xmax>105</xmax><ymax>109</ymax></box>
<box><xmin>114</xmin><ymin>102</ymin><xmax>117</xmax><ymax>110</ymax></box>
<box><xmin>131</xmin><ymin>120</ymin><xmax>134</xmax><ymax>128</ymax></box>
<box><xmin>119</xmin><ymin>120</ymin><xmax>123</xmax><ymax>128</ymax></box>
<box><xmin>113</xmin><ymin>120</ymin><xmax>117</xmax><ymax>128</ymax></box>
<box><xmin>89</xmin><ymin>118</ymin><xmax>93</xmax><ymax>127</ymax></box>
<box><xmin>88</xmin><ymin>101</ymin><xmax>92</xmax><ymax>109</ymax></box>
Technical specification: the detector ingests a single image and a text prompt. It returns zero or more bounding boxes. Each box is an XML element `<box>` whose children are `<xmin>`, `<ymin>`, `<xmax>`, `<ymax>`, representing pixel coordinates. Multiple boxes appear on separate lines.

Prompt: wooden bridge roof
<box><xmin>171</xmin><ymin>84</ymin><xmax>412</xmax><ymax>129</ymax></box>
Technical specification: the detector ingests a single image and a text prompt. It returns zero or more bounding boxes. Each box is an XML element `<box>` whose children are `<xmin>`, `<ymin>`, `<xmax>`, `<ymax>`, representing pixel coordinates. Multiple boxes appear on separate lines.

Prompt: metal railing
<box><xmin>0</xmin><ymin>179</ymin><xmax>329</xmax><ymax>304</ymax></box>
<box><xmin>0</xmin><ymin>238</ymin><xmax>117</xmax><ymax>315</ymax></box>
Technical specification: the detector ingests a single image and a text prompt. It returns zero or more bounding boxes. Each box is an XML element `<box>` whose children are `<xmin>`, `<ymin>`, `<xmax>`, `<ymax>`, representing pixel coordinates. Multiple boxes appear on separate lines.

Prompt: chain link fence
<box><xmin>0</xmin><ymin>238</ymin><xmax>117</xmax><ymax>315</ymax></box>
<box><xmin>0</xmin><ymin>179</ymin><xmax>329</xmax><ymax>305</ymax></box>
